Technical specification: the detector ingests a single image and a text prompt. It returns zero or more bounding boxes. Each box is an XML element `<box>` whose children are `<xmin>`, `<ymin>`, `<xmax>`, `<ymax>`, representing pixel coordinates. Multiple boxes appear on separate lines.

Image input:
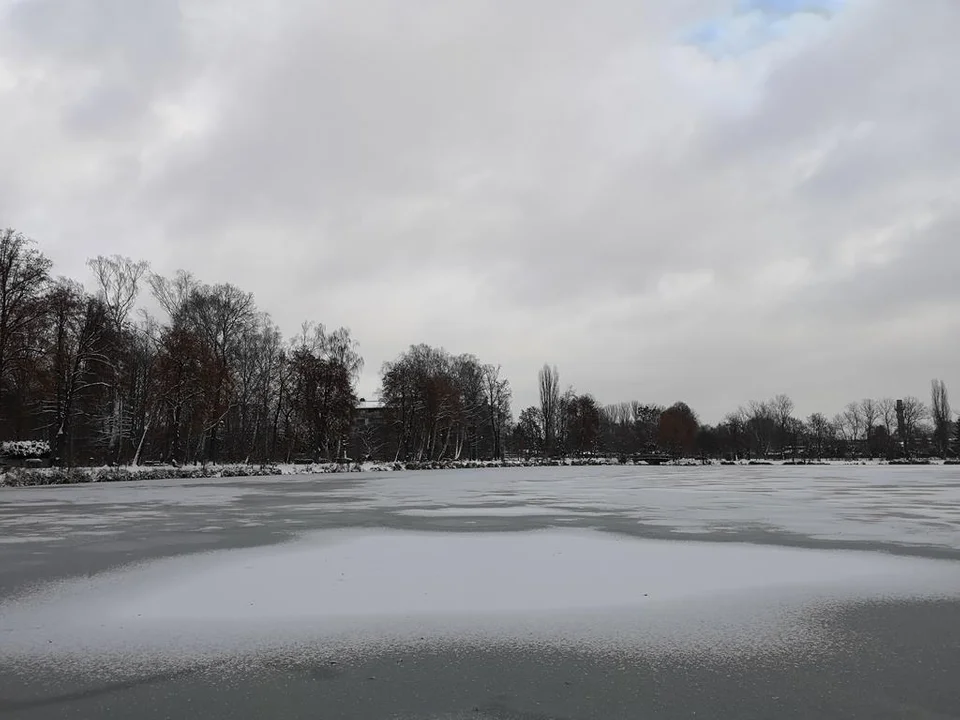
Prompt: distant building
<box><xmin>354</xmin><ymin>399</ymin><xmax>385</xmax><ymax>427</ymax></box>
<box><xmin>350</xmin><ymin>399</ymin><xmax>389</xmax><ymax>461</ymax></box>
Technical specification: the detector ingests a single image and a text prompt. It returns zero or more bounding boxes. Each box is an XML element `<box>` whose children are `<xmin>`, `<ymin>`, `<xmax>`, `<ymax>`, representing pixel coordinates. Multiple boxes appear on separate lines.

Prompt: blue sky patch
<box><xmin>740</xmin><ymin>0</ymin><xmax>844</xmax><ymax>17</ymax></box>
<box><xmin>683</xmin><ymin>0</ymin><xmax>845</xmax><ymax>57</ymax></box>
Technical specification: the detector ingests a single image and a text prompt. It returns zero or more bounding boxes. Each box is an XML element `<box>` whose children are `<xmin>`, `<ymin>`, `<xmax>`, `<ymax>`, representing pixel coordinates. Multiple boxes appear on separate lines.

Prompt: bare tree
<box><xmin>601</xmin><ymin>402</ymin><xmax>638</xmax><ymax>456</ymax></box>
<box><xmin>129</xmin><ymin>313</ymin><xmax>161</xmax><ymax>466</ymax></box>
<box><xmin>878</xmin><ymin>397</ymin><xmax>897</xmax><ymax>434</ymax></box>
<box><xmin>185</xmin><ymin>283</ymin><xmax>256</xmax><ymax>463</ymax></box>
<box><xmin>323</xmin><ymin>326</ymin><xmax>365</xmax><ymax>382</ymax></box>
<box><xmin>149</xmin><ymin>269</ymin><xmax>198</xmax><ymax>325</ymax></box>
<box><xmin>514</xmin><ymin>406</ymin><xmax>543</xmax><ymax>458</ymax></box>
<box><xmin>2</xmin><ymin>235</ymin><xmax>383</xmax><ymax>467</ymax></box>
<box><xmin>898</xmin><ymin>396</ymin><xmax>928</xmax><ymax>457</ymax></box>
<box><xmin>772</xmin><ymin>393</ymin><xmax>794</xmax><ymax>451</ymax></box>
<box><xmin>784</xmin><ymin>416</ymin><xmax>806</xmax><ymax>460</ymax></box>
<box><xmin>0</xmin><ymin>229</ymin><xmax>52</xmax><ymax>410</ymax></box>
<box><xmin>931</xmin><ymin>380</ymin><xmax>951</xmax><ymax>457</ymax></box>
<box><xmin>482</xmin><ymin>364</ymin><xmax>511</xmax><ymax>460</ymax></box>
<box><xmin>840</xmin><ymin>402</ymin><xmax>865</xmax><ymax>454</ymax></box>
<box><xmin>289</xmin><ymin>345</ymin><xmax>356</xmax><ymax>461</ymax></box>
<box><xmin>448</xmin><ymin>354</ymin><xmax>484</xmax><ymax>460</ymax></box>
<box><xmin>634</xmin><ymin>404</ymin><xmax>665</xmax><ymax>450</ymax></box>
<box><xmin>88</xmin><ymin>256</ymin><xmax>150</xmax><ymax>335</ymax></box>
<box><xmin>859</xmin><ymin>398</ymin><xmax>879</xmax><ymax>457</ymax></box>
<box><xmin>807</xmin><ymin>412</ymin><xmax>832</xmax><ymax>459</ymax></box>
<box><xmin>380</xmin><ymin>345</ymin><xmax>507</xmax><ymax>462</ymax></box>
<box><xmin>718</xmin><ymin>410</ymin><xmax>748</xmax><ymax>460</ymax></box>
<box><xmin>556</xmin><ymin>386</ymin><xmax>576</xmax><ymax>456</ymax></box>
<box><xmin>87</xmin><ymin>255</ymin><xmax>151</xmax><ymax>463</ymax></box>
<box><xmin>565</xmin><ymin>393</ymin><xmax>602</xmax><ymax>456</ymax></box>
<box><xmin>745</xmin><ymin>400</ymin><xmax>775</xmax><ymax>457</ymax></box>
<box><xmin>42</xmin><ymin>282</ymin><xmax>111</xmax><ymax>466</ymax></box>
<box><xmin>954</xmin><ymin>417</ymin><xmax>960</xmax><ymax>458</ymax></box>
<box><xmin>871</xmin><ymin>397</ymin><xmax>897</xmax><ymax>458</ymax></box>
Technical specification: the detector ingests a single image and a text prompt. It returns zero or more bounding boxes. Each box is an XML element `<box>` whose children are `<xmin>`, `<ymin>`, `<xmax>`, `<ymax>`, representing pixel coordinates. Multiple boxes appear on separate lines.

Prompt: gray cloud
<box><xmin>1</xmin><ymin>0</ymin><xmax>958</xmax><ymax>420</ymax></box>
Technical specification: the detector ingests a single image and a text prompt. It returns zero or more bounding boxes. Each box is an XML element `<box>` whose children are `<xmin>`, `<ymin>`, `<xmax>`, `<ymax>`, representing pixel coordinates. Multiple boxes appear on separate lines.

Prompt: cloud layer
<box><xmin>1</xmin><ymin>0</ymin><xmax>957</xmax><ymax>420</ymax></box>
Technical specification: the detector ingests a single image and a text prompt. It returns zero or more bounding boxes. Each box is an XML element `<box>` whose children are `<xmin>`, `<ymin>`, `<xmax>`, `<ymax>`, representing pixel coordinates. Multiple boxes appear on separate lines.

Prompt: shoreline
<box><xmin>1</xmin><ymin>455</ymin><xmax>953</xmax><ymax>488</ymax></box>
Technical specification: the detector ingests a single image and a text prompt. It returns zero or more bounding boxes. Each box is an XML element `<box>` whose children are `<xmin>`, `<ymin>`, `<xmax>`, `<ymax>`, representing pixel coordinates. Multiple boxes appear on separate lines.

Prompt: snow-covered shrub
<box><xmin>0</xmin><ymin>440</ymin><xmax>51</xmax><ymax>459</ymax></box>
<box><xmin>1</xmin><ymin>467</ymin><xmax>76</xmax><ymax>487</ymax></box>
<box><xmin>0</xmin><ymin>463</ymin><xmax>285</xmax><ymax>488</ymax></box>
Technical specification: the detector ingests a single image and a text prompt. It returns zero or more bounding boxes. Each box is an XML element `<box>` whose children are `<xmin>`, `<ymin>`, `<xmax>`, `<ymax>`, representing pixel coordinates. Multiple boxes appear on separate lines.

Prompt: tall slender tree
<box><xmin>538</xmin><ymin>364</ymin><xmax>560</xmax><ymax>457</ymax></box>
<box><xmin>931</xmin><ymin>380</ymin><xmax>951</xmax><ymax>458</ymax></box>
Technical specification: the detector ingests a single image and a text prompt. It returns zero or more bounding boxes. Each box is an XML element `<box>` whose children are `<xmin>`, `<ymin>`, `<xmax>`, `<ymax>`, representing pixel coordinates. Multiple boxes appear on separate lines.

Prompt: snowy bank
<box><xmin>0</xmin><ymin>464</ymin><xmax>286</xmax><ymax>487</ymax></box>
<box><xmin>0</xmin><ymin>457</ymin><xmax>624</xmax><ymax>487</ymax></box>
<box><xmin>1</xmin><ymin>455</ymin><xmax>951</xmax><ymax>488</ymax></box>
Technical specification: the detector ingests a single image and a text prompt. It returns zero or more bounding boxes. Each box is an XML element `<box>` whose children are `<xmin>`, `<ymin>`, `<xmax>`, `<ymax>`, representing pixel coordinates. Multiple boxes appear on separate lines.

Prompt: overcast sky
<box><xmin>1</xmin><ymin>0</ymin><xmax>957</xmax><ymax>422</ymax></box>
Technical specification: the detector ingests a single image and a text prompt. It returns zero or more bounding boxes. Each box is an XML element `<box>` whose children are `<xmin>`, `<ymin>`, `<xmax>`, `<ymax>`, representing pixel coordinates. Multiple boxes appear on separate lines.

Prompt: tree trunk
<box><xmin>168</xmin><ymin>404</ymin><xmax>182</xmax><ymax>463</ymax></box>
<box><xmin>132</xmin><ymin>417</ymin><xmax>151</xmax><ymax>466</ymax></box>
<box><xmin>110</xmin><ymin>389</ymin><xmax>123</xmax><ymax>465</ymax></box>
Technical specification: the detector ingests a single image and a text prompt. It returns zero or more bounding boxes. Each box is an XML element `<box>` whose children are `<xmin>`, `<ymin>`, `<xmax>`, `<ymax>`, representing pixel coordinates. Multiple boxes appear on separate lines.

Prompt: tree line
<box><xmin>513</xmin><ymin>371</ymin><xmax>957</xmax><ymax>461</ymax></box>
<box><xmin>1</xmin><ymin>229</ymin><xmax>957</xmax><ymax>466</ymax></box>
<box><xmin>0</xmin><ymin>229</ymin><xmax>364</xmax><ymax>466</ymax></box>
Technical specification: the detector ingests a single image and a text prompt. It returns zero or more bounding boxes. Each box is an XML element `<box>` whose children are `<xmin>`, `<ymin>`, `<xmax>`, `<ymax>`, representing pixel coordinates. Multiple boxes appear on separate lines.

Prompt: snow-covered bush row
<box><xmin>0</xmin><ymin>440</ymin><xmax>51</xmax><ymax>459</ymax></box>
<box><xmin>296</xmin><ymin>457</ymin><xmax>624</xmax><ymax>473</ymax></box>
<box><xmin>0</xmin><ymin>455</ymin><xmax>949</xmax><ymax>488</ymax></box>
<box><xmin>0</xmin><ymin>457</ymin><xmax>627</xmax><ymax>487</ymax></box>
<box><xmin>0</xmin><ymin>464</ymin><xmax>283</xmax><ymax>487</ymax></box>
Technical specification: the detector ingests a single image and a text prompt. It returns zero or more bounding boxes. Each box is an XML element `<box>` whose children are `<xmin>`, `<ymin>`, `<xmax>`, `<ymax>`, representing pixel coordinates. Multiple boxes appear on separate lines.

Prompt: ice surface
<box><xmin>3</xmin><ymin>527</ymin><xmax>960</xmax><ymax>672</ymax></box>
<box><xmin>104</xmin><ymin>529</ymin><xmax>960</xmax><ymax>618</ymax></box>
<box><xmin>394</xmin><ymin>506</ymin><xmax>585</xmax><ymax>517</ymax></box>
<box><xmin>365</xmin><ymin>466</ymin><xmax>960</xmax><ymax>548</ymax></box>
<box><xmin>0</xmin><ymin>535</ymin><xmax>58</xmax><ymax>544</ymax></box>
<box><xmin>3</xmin><ymin>465</ymin><xmax>960</xmax><ymax>548</ymax></box>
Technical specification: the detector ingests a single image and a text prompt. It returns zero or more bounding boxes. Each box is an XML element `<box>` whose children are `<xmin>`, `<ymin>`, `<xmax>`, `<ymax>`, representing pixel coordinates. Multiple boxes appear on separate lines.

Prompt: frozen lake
<box><xmin>2</xmin><ymin>465</ymin><xmax>960</xmax><ymax>718</ymax></box>
<box><xmin>3</xmin><ymin>464</ymin><xmax>960</xmax><ymax>554</ymax></box>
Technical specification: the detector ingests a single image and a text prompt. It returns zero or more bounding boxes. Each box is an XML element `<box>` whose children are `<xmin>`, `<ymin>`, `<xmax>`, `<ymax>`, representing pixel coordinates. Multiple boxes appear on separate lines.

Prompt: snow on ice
<box><xmin>3</xmin><ymin>527</ymin><xmax>960</xmax><ymax>673</ymax></box>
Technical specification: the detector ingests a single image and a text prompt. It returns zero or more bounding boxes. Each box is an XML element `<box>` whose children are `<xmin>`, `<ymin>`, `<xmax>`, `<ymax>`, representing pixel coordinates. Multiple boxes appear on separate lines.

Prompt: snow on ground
<box><xmin>3</xmin><ymin>527</ymin><xmax>960</xmax><ymax>674</ymax></box>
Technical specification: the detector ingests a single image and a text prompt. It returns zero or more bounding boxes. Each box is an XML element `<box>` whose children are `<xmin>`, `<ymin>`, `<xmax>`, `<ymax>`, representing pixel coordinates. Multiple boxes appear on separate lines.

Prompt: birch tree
<box><xmin>87</xmin><ymin>255</ymin><xmax>150</xmax><ymax>463</ymax></box>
